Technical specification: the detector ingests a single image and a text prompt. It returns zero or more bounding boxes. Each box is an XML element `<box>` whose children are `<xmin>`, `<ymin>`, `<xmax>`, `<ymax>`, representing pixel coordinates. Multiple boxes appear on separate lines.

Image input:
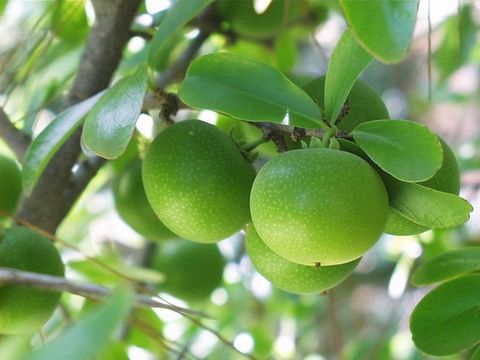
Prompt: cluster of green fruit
<box><xmin>118</xmin><ymin>76</ymin><xmax>462</xmax><ymax>297</ymax></box>
<box><xmin>0</xmin><ymin>155</ymin><xmax>64</xmax><ymax>335</ymax></box>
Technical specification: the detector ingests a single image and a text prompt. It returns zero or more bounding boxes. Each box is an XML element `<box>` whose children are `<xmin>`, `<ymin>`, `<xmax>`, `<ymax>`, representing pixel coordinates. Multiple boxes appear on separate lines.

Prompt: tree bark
<box><xmin>17</xmin><ymin>0</ymin><xmax>142</xmax><ymax>233</ymax></box>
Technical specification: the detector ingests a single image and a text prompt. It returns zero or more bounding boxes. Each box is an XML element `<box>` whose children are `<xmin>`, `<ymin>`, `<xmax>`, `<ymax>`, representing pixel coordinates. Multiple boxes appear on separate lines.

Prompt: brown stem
<box><xmin>0</xmin><ymin>107</ymin><xmax>30</xmax><ymax>161</ymax></box>
<box><xmin>16</xmin><ymin>0</ymin><xmax>142</xmax><ymax>233</ymax></box>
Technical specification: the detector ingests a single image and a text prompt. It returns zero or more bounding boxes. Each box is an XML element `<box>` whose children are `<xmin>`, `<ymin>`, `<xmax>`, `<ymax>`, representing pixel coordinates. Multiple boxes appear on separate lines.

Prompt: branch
<box><xmin>0</xmin><ymin>267</ymin><xmax>202</xmax><ymax>317</ymax></box>
<box><xmin>156</xmin><ymin>30</ymin><xmax>210</xmax><ymax>90</ymax></box>
<box><xmin>0</xmin><ymin>107</ymin><xmax>30</xmax><ymax>161</ymax></box>
<box><xmin>17</xmin><ymin>0</ymin><xmax>142</xmax><ymax>233</ymax></box>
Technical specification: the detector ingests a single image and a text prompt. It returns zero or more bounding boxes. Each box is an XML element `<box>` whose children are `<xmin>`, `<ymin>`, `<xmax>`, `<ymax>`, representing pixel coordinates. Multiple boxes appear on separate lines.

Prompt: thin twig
<box><xmin>156</xmin><ymin>30</ymin><xmax>211</xmax><ymax>90</ymax></box>
<box><xmin>0</xmin><ymin>107</ymin><xmax>30</xmax><ymax>160</ymax></box>
<box><xmin>0</xmin><ymin>267</ymin><xmax>200</xmax><ymax>316</ymax></box>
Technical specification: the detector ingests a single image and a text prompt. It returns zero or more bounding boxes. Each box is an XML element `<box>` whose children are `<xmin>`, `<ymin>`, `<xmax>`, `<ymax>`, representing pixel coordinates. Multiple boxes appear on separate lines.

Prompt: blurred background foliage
<box><xmin>0</xmin><ymin>0</ymin><xmax>479</xmax><ymax>359</ymax></box>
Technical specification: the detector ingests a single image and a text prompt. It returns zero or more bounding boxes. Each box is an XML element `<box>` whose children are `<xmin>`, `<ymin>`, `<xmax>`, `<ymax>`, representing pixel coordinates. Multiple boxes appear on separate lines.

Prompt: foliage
<box><xmin>0</xmin><ymin>0</ymin><xmax>479</xmax><ymax>359</ymax></box>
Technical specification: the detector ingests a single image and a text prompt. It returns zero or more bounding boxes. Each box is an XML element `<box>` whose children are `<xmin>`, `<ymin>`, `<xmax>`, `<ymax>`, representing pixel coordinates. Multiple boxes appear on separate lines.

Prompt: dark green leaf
<box><xmin>352</xmin><ymin>120</ymin><xmax>442</xmax><ymax>182</ymax></box>
<box><xmin>82</xmin><ymin>65</ymin><xmax>147</xmax><ymax>159</ymax></box>
<box><xmin>148</xmin><ymin>0</ymin><xmax>214</xmax><ymax>66</ymax></box>
<box><xmin>383</xmin><ymin>176</ymin><xmax>472</xmax><ymax>229</ymax></box>
<box><xmin>28</xmin><ymin>288</ymin><xmax>132</xmax><ymax>360</ymax></box>
<box><xmin>412</xmin><ymin>247</ymin><xmax>480</xmax><ymax>286</ymax></box>
<box><xmin>410</xmin><ymin>274</ymin><xmax>480</xmax><ymax>356</ymax></box>
<box><xmin>340</xmin><ymin>0</ymin><xmax>419</xmax><ymax>63</ymax></box>
<box><xmin>324</xmin><ymin>29</ymin><xmax>373</xmax><ymax>123</ymax></box>
<box><xmin>23</xmin><ymin>92</ymin><xmax>104</xmax><ymax>194</ymax></box>
<box><xmin>178</xmin><ymin>53</ymin><xmax>323</xmax><ymax>128</ymax></box>
<box><xmin>471</xmin><ymin>345</ymin><xmax>480</xmax><ymax>360</ymax></box>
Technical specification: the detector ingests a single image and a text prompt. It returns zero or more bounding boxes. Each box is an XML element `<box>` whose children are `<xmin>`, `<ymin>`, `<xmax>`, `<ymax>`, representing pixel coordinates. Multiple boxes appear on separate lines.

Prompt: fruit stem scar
<box><xmin>314</xmin><ymin>262</ymin><xmax>321</xmax><ymax>267</ymax></box>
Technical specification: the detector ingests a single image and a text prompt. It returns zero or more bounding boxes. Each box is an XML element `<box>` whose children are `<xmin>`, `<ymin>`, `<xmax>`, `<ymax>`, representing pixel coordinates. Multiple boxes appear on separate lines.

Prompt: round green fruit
<box><xmin>0</xmin><ymin>226</ymin><xmax>65</xmax><ymax>334</ymax></box>
<box><xmin>245</xmin><ymin>224</ymin><xmax>360</xmax><ymax>294</ymax></box>
<box><xmin>0</xmin><ymin>155</ymin><xmax>22</xmax><ymax>217</ymax></box>
<box><xmin>113</xmin><ymin>159</ymin><xmax>176</xmax><ymax>242</ymax></box>
<box><xmin>384</xmin><ymin>139</ymin><xmax>460</xmax><ymax>235</ymax></box>
<box><xmin>142</xmin><ymin>120</ymin><xmax>256</xmax><ymax>243</ymax></box>
<box><xmin>250</xmin><ymin>148</ymin><xmax>388</xmax><ymax>266</ymax></box>
<box><xmin>151</xmin><ymin>240</ymin><xmax>225</xmax><ymax>302</ymax></box>
<box><xmin>302</xmin><ymin>76</ymin><xmax>389</xmax><ymax>133</ymax></box>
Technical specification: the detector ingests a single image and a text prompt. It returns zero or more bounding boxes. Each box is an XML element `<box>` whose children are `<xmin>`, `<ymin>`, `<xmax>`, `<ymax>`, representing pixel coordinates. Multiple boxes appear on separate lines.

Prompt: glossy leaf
<box><xmin>352</xmin><ymin>120</ymin><xmax>442</xmax><ymax>182</ymax></box>
<box><xmin>383</xmin><ymin>176</ymin><xmax>472</xmax><ymax>229</ymax></box>
<box><xmin>340</xmin><ymin>0</ymin><xmax>419</xmax><ymax>63</ymax></box>
<box><xmin>148</xmin><ymin>0</ymin><xmax>214</xmax><ymax>66</ymax></box>
<box><xmin>28</xmin><ymin>288</ymin><xmax>132</xmax><ymax>360</ymax></box>
<box><xmin>179</xmin><ymin>53</ymin><xmax>323</xmax><ymax>128</ymax></box>
<box><xmin>23</xmin><ymin>92</ymin><xmax>104</xmax><ymax>194</ymax></box>
<box><xmin>82</xmin><ymin>65</ymin><xmax>147</xmax><ymax>159</ymax></box>
<box><xmin>412</xmin><ymin>247</ymin><xmax>480</xmax><ymax>286</ymax></box>
<box><xmin>410</xmin><ymin>274</ymin><xmax>480</xmax><ymax>356</ymax></box>
<box><xmin>324</xmin><ymin>29</ymin><xmax>373</xmax><ymax>124</ymax></box>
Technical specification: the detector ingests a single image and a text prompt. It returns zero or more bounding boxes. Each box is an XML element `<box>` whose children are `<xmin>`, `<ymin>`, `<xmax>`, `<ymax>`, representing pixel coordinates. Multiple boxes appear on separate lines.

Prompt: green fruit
<box><xmin>113</xmin><ymin>159</ymin><xmax>176</xmax><ymax>242</ymax></box>
<box><xmin>0</xmin><ymin>155</ymin><xmax>22</xmax><ymax>217</ymax></box>
<box><xmin>151</xmin><ymin>240</ymin><xmax>225</xmax><ymax>302</ymax></box>
<box><xmin>0</xmin><ymin>226</ymin><xmax>64</xmax><ymax>334</ymax></box>
<box><xmin>143</xmin><ymin>120</ymin><xmax>256</xmax><ymax>243</ymax></box>
<box><xmin>384</xmin><ymin>139</ymin><xmax>460</xmax><ymax>235</ymax></box>
<box><xmin>245</xmin><ymin>224</ymin><xmax>360</xmax><ymax>294</ymax></box>
<box><xmin>302</xmin><ymin>76</ymin><xmax>389</xmax><ymax>132</ymax></box>
<box><xmin>250</xmin><ymin>148</ymin><xmax>388</xmax><ymax>266</ymax></box>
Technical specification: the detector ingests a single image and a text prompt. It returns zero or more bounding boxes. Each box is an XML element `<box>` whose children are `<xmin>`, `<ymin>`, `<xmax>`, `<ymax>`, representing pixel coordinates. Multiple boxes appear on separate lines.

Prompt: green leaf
<box><xmin>383</xmin><ymin>176</ymin><xmax>472</xmax><ymax>229</ymax></box>
<box><xmin>352</xmin><ymin>120</ymin><xmax>442</xmax><ymax>182</ymax></box>
<box><xmin>22</xmin><ymin>92</ymin><xmax>104</xmax><ymax>194</ymax></box>
<box><xmin>51</xmin><ymin>0</ymin><xmax>88</xmax><ymax>41</ymax></box>
<box><xmin>178</xmin><ymin>53</ymin><xmax>323</xmax><ymax>128</ymax></box>
<box><xmin>148</xmin><ymin>0</ymin><xmax>214</xmax><ymax>66</ymax></box>
<box><xmin>340</xmin><ymin>0</ymin><xmax>419</xmax><ymax>63</ymax></box>
<box><xmin>28</xmin><ymin>288</ymin><xmax>132</xmax><ymax>360</ymax></box>
<box><xmin>412</xmin><ymin>247</ymin><xmax>480</xmax><ymax>286</ymax></box>
<box><xmin>471</xmin><ymin>345</ymin><xmax>480</xmax><ymax>360</ymax></box>
<box><xmin>0</xmin><ymin>0</ymin><xmax>8</xmax><ymax>17</ymax></box>
<box><xmin>324</xmin><ymin>29</ymin><xmax>373</xmax><ymax>124</ymax></box>
<box><xmin>274</xmin><ymin>32</ymin><xmax>297</xmax><ymax>72</ymax></box>
<box><xmin>82</xmin><ymin>65</ymin><xmax>147</xmax><ymax>159</ymax></box>
<box><xmin>434</xmin><ymin>5</ymin><xmax>477</xmax><ymax>80</ymax></box>
<box><xmin>410</xmin><ymin>274</ymin><xmax>480</xmax><ymax>356</ymax></box>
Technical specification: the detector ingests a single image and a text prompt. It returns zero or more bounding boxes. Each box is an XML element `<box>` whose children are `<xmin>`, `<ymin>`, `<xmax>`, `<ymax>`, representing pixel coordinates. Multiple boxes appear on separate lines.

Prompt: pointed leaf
<box><xmin>82</xmin><ymin>66</ymin><xmax>147</xmax><ymax>159</ymax></box>
<box><xmin>412</xmin><ymin>248</ymin><xmax>480</xmax><ymax>286</ymax></box>
<box><xmin>340</xmin><ymin>0</ymin><xmax>419</xmax><ymax>63</ymax></box>
<box><xmin>324</xmin><ymin>29</ymin><xmax>373</xmax><ymax>124</ymax></box>
<box><xmin>410</xmin><ymin>274</ymin><xmax>480</xmax><ymax>356</ymax></box>
<box><xmin>179</xmin><ymin>53</ymin><xmax>323</xmax><ymax>128</ymax></box>
<box><xmin>148</xmin><ymin>0</ymin><xmax>214</xmax><ymax>66</ymax></box>
<box><xmin>23</xmin><ymin>92</ymin><xmax>104</xmax><ymax>194</ymax></box>
<box><xmin>28</xmin><ymin>288</ymin><xmax>132</xmax><ymax>360</ymax></box>
<box><xmin>383</xmin><ymin>176</ymin><xmax>472</xmax><ymax>229</ymax></box>
<box><xmin>352</xmin><ymin>120</ymin><xmax>442</xmax><ymax>182</ymax></box>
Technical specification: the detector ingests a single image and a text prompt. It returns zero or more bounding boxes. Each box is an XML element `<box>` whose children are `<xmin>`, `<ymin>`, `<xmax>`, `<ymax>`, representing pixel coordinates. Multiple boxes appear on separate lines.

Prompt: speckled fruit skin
<box><xmin>250</xmin><ymin>148</ymin><xmax>389</xmax><ymax>266</ymax></box>
<box><xmin>245</xmin><ymin>224</ymin><xmax>360</xmax><ymax>294</ymax></box>
<box><xmin>384</xmin><ymin>139</ymin><xmax>460</xmax><ymax>235</ymax></box>
<box><xmin>142</xmin><ymin>120</ymin><xmax>257</xmax><ymax>243</ymax></box>
<box><xmin>113</xmin><ymin>159</ymin><xmax>176</xmax><ymax>242</ymax></box>
<box><xmin>0</xmin><ymin>226</ymin><xmax>64</xmax><ymax>334</ymax></box>
<box><xmin>302</xmin><ymin>76</ymin><xmax>389</xmax><ymax>133</ymax></box>
<box><xmin>151</xmin><ymin>240</ymin><xmax>225</xmax><ymax>302</ymax></box>
<box><xmin>0</xmin><ymin>155</ymin><xmax>22</xmax><ymax>217</ymax></box>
